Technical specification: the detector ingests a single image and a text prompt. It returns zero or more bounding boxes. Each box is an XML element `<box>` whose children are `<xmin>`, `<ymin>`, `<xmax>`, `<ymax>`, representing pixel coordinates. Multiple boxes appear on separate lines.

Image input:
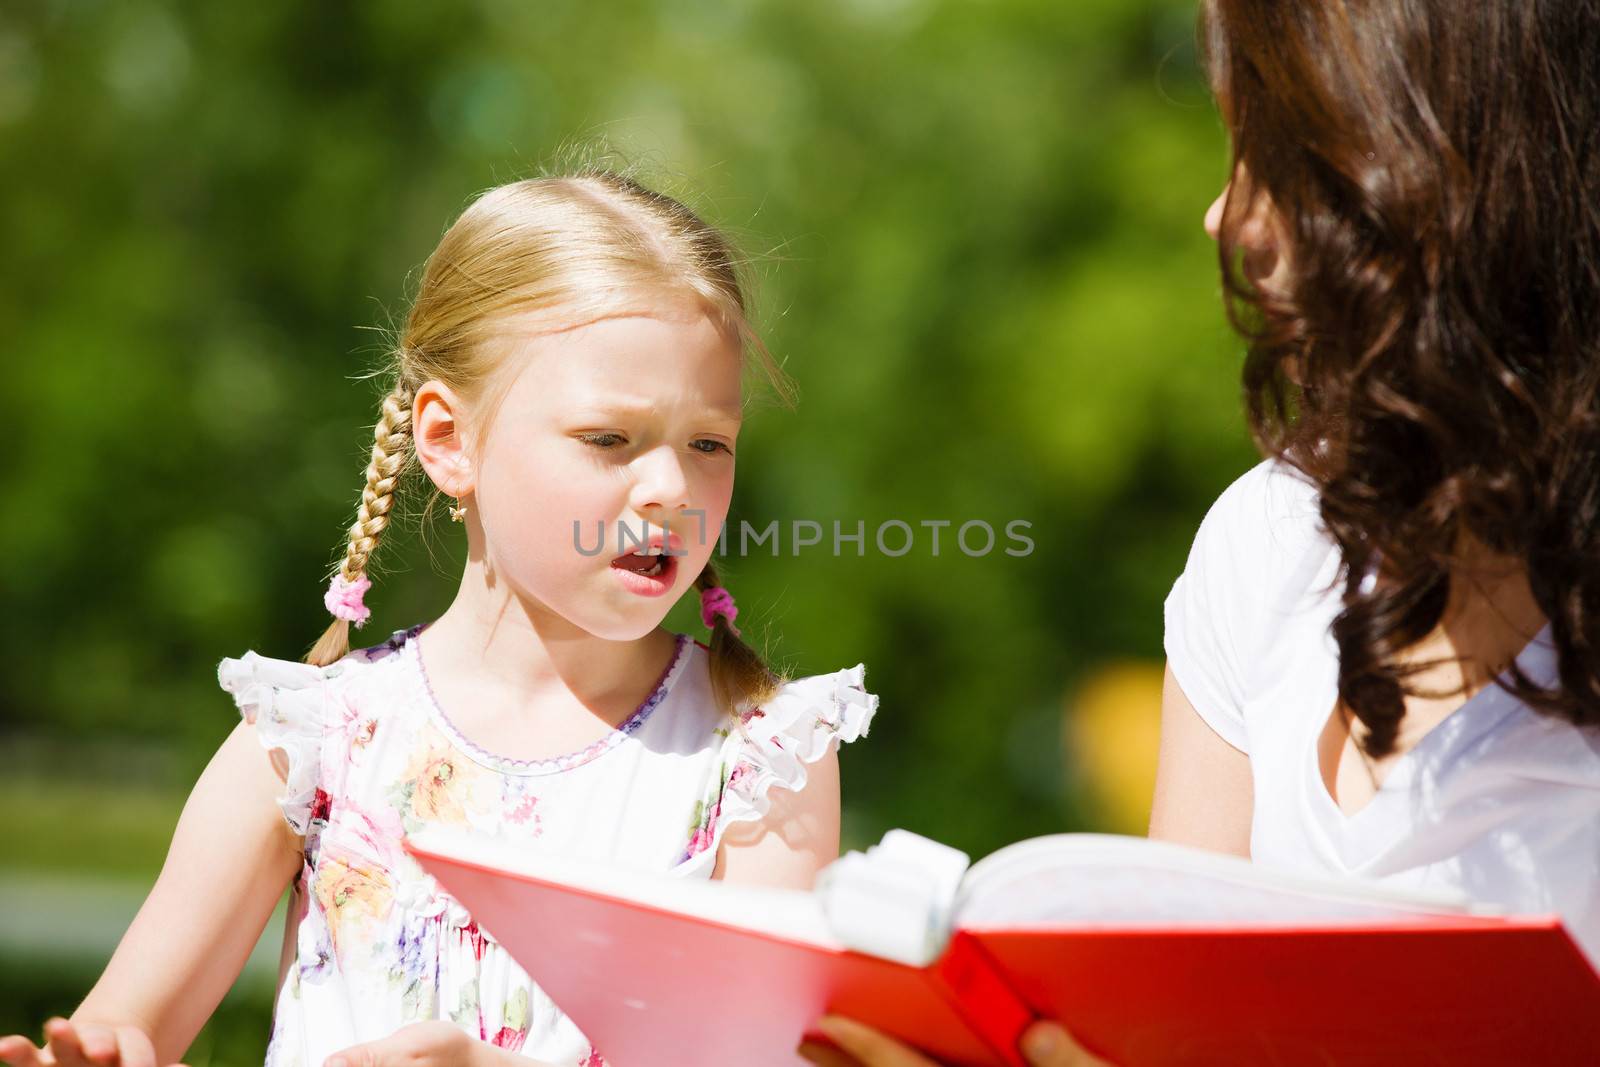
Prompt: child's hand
<box><xmin>0</xmin><ymin>1017</ymin><xmax>188</xmax><ymax>1067</ymax></box>
<box><xmin>798</xmin><ymin>1015</ymin><xmax>1113</xmax><ymax>1067</ymax></box>
<box><xmin>323</xmin><ymin>1022</ymin><xmax>556</xmax><ymax>1067</ymax></box>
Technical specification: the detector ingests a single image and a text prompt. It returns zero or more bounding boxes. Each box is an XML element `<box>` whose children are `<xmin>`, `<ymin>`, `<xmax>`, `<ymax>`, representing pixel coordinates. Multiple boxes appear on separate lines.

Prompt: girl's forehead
<box><xmin>499</xmin><ymin>310</ymin><xmax>745</xmax><ymax>414</ymax></box>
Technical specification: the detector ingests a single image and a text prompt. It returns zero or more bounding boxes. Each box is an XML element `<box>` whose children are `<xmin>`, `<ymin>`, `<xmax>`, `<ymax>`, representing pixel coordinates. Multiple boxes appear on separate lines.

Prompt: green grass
<box><xmin>2</xmin><ymin>773</ymin><xmax>274</xmax><ymax>1061</ymax></box>
<box><xmin>1</xmin><ymin>777</ymin><xmax>186</xmax><ymax>881</ymax></box>
<box><xmin>0</xmin><ymin>951</ymin><xmax>272</xmax><ymax>1065</ymax></box>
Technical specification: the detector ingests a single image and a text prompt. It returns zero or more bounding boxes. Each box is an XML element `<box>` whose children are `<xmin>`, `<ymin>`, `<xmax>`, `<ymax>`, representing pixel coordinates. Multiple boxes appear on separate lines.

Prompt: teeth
<box><xmin>632</xmin><ymin>546</ymin><xmax>666</xmax><ymax>556</ymax></box>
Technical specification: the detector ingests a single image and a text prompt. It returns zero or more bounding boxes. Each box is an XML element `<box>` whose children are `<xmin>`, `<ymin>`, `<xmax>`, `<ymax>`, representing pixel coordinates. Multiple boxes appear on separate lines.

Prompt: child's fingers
<box><xmin>112</xmin><ymin>1026</ymin><xmax>160</xmax><ymax>1067</ymax></box>
<box><xmin>42</xmin><ymin>1020</ymin><xmax>91</xmax><ymax>1067</ymax></box>
<box><xmin>0</xmin><ymin>1034</ymin><xmax>51</xmax><ymax>1067</ymax></box>
<box><xmin>323</xmin><ymin>1021</ymin><xmax>474</xmax><ymax>1067</ymax></box>
<box><xmin>323</xmin><ymin>1042</ymin><xmax>380</xmax><ymax>1067</ymax></box>
<box><xmin>70</xmin><ymin>1026</ymin><xmax>117</xmax><ymax>1067</ymax></box>
<box><xmin>813</xmin><ymin>1017</ymin><xmax>939</xmax><ymax>1067</ymax></box>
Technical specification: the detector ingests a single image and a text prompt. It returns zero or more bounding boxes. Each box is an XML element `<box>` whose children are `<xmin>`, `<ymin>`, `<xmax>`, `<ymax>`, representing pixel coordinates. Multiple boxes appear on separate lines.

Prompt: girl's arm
<box><xmin>711</xmin><ymin>746</ymin><xmax>842</xmax><ymax>890</ymax></box>
<box><xmin>29</xmin><ymin>719</ymin><xmax>303</xmax><ymax>1064</ymax></box>
<box><xmin>1146</xmin><ymin>663</ymin><xmax>1254</xmax><ymax>857</ymax></box>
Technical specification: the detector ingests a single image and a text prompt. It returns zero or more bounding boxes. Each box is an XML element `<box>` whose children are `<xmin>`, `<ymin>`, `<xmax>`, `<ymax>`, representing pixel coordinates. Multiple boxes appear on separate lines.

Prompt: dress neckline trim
<box><xmin>401</xmin><ymin>627</ymin><xmax>692</xmax><ymax>777</ymax></box>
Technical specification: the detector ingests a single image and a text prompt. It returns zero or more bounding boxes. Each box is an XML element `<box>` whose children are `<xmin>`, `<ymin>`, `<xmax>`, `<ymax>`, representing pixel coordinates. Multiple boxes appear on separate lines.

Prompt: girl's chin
<box><xmin>575</xmin><ymin>562</ymin><xmax>690</xmax><ymax>633</ymax></box>
<box><xmin>590</xmin><ymin>602</ymin><xmax>682</xmax><ymax>643</ymax></box>
<box><xmin>508</xmin><ymin>552</ymin><xmax>711</xmax><ymax>639</ymax></box>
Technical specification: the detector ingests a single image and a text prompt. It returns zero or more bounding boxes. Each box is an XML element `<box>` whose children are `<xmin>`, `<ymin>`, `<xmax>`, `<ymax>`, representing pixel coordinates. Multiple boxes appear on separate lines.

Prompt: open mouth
<box><xmin>610</xmin><ymin>546</ymin><xmax>674</xmax><ymax>579</ymax></box>
<box><xmin>607</xmin><ymin>542</ymin><xmax>684</xmax><ymax>598</ymax></box>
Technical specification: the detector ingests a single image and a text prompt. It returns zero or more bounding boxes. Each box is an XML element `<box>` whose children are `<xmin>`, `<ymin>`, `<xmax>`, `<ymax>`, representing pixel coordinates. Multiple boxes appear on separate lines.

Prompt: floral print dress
<box><xmin>216</xmin><ymin>625</ymin><xmax>877</xmax><ymax>1066</ymax></box>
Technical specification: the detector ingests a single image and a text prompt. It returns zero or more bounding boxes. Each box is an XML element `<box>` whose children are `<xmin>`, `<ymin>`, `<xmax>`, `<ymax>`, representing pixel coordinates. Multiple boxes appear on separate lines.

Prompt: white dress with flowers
<box><xmin>216</xmin><ymin>624</ymin><xmax>877</xmax><ymax>1067</ymax></box>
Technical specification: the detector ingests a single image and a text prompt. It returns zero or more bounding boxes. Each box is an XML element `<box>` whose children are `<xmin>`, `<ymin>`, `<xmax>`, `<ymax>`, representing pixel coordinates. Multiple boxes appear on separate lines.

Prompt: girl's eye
<box><xmin>691</xmin><ymin>439</ymin><xmax>732</xmax><ymax>455</ymax></box>
<box><xmin>578</xmin><ymin>433</ymin><xmax>626</xmax><ymax>449</ymax></box>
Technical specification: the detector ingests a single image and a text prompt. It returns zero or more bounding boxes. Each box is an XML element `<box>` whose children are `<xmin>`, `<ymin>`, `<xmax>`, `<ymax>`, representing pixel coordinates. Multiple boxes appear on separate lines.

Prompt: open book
<box><xmin>405</xmin><ymin>829</ymin><xmax>1599</xmax><ymax>1067</ymax></box>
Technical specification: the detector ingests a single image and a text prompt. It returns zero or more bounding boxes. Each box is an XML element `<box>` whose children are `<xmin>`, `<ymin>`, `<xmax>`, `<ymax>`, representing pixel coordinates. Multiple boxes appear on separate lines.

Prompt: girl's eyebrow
<box><xmin>573</xmin><ymin>400</ymin><xmax>743</xmax><ymax>422</ymax></box>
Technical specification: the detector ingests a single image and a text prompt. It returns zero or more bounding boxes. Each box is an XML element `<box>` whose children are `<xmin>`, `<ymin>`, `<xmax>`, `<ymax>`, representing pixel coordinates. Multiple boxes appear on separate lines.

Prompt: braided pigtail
<box><xmin>305</xmin><ymin>381</ymin><xmax>415</xmax><ymax>667</ymax></box>
<box><xmin>694</xmin><ymin>560</ymin><xmax>784</xmax><ymax>719</ymax></box>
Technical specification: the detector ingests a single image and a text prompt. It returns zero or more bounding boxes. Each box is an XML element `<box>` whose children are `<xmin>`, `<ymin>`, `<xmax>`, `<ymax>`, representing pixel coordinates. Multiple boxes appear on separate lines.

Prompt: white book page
<box><xmin>956</xmin><ymin>834</ymin><xmax>1499</xmax><ymax>930</ymax></box>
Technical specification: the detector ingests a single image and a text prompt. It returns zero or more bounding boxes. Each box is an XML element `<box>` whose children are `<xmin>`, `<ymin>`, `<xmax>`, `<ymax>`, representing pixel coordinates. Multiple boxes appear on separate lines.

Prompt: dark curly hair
<box><xmin>1200</xmin><ymin>0</ymin><xmax>1600</xmax><ymax>757</ymax></box>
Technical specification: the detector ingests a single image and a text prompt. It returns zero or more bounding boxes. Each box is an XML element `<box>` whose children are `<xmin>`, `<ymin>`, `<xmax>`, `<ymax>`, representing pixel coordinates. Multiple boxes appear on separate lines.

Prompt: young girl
<box><xmin>0</xmin><ymin>171</ymin><xmax>877</xmax><ymax>1067</ymax></box>
<box><xmin>807</xmin><ymin>0</ymin><xmax>1600</xmax><ymax>1064</ymax></box>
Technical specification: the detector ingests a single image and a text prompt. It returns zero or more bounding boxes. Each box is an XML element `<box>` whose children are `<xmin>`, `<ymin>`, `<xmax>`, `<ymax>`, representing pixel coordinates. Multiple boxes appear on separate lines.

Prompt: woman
<box><xmin>804</xmin><ymin>0</ymin><xmax>1600</xmax><ymax>1062</ymax></box>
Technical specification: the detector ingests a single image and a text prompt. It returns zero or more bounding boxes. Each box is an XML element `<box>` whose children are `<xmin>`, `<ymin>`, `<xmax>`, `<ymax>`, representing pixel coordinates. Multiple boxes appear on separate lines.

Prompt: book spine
<box><xmin>930</xmin><ymin>931</ymin><xmax>1035</xmax><ymax>1067</ymax></box>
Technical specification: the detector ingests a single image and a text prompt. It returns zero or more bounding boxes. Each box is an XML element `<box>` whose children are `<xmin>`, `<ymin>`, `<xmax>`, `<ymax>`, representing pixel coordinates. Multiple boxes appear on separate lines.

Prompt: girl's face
<box><xmin>463</xmin><ymin>301</ymin><xmax>743</xmax><ymax>640</ymax></box>
<box><xmin>1204</xmin><ymin>162</ymin><xmax>1292</xmax><ymax>298</ymax></box>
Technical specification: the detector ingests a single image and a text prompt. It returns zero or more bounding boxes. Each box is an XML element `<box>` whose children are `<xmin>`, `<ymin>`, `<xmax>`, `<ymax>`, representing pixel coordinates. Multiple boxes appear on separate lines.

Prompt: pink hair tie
<box><xmin>699</xmin><ymin>586</ymin><xmax>741</xmax><ymax>637</ymax></box>
<box><xmin>324</xmin><ymin>574</ymin><xmax>372</xmax><ymax>627</ymax></box>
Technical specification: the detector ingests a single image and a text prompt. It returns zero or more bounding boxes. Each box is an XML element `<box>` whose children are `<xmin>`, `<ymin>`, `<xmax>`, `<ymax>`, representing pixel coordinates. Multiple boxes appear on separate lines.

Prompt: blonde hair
<box><xmin>306</xmin><ymin>169</ymin><xmax>795</xmax><ymax>719</ymax></box>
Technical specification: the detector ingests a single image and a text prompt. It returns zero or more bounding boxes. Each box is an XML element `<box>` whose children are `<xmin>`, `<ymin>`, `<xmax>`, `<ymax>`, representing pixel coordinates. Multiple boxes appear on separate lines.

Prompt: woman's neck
<box><xmin>1361</xmin><ymin>536</ymin><xmax>1548</xmax><ymax>751</ymax></box>
<box><xmin>1329</xmin><ymin>537</ymin><xmax>1549</xmax><ymax>793</ymax></box>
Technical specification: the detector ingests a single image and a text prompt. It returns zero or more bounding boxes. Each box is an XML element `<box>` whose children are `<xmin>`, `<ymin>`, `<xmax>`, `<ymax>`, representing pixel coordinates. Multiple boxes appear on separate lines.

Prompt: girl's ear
<box><xmin>412</xmin><ymin>380</ymin><xmax>474</xmax><ymax>497</ymax></box>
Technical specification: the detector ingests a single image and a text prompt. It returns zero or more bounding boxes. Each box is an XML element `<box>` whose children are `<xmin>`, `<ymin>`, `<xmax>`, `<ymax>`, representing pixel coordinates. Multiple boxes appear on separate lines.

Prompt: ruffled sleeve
<box><xmin>216</xmin><ymin>650</ymin><xmax>331</xmax><ymax>837</ymax></box>
<box><xmin>676</xmin><ymin>664</ymin><xmax>878</xmax><ymax>874</ymax></box>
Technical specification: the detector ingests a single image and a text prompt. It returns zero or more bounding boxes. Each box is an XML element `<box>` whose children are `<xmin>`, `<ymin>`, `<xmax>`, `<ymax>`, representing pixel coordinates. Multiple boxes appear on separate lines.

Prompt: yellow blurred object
<box><xmin>1064</xmin><ymin>660</ymin><xmax>1166</xmax><ymax>834</ymax></box>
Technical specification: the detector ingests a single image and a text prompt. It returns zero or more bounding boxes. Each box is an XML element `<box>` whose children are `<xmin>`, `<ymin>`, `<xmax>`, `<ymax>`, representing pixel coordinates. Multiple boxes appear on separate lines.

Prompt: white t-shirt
<box><xmin>1164</xmin><ymin>458</ymin><xmax>1600</xmax><ymax>968</ymax></box>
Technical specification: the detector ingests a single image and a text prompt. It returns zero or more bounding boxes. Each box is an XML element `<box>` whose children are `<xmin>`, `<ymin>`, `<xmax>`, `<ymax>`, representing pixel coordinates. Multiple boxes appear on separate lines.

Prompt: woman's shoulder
<box><xmin>1202</xmin><ymin>455</ymin><xmax>1325</xmax><ymax>552</ymax></box>
<box><xmin>1164</xmin><ymin>457</ymin><xmax>1339</xmax><ymax>749</ymax></box>
<box><xmin>1179</xmin><ymin>454</ymin><xmax>1337</xmax><ymax>613</ymax></box>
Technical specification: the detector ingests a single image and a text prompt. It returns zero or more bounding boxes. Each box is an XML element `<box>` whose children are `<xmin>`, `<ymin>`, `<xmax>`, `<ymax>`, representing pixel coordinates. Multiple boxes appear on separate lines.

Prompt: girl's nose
<box><xmin>630</xmin><ymin>444</ymin><xmax>692</xmax><ymax>515</ymax></box>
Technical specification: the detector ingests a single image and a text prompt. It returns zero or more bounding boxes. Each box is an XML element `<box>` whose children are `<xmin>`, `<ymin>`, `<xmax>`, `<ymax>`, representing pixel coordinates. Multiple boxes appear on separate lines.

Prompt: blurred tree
<box><xmin>0</xmin><ymin>0</ymin><xmax>1254</xmax><ymax>884</ymax></box>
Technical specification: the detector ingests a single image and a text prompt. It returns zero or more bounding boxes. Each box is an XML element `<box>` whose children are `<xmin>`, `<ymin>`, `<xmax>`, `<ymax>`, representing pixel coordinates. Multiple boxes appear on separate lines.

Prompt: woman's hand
<box><xmin>0</xmin><ymin>1017</ymin><xmax>187</xmax><ymax>1067</ymax></box>
<box><xmin>798</xmin><ymin>1015</ymin><xmax>1113</xmax><ymax>1067</ymax></box>
<box><xmin>322</xmin><ymin>1022</ymin><xmax>556</xmax><ymax>1067</ymax></box>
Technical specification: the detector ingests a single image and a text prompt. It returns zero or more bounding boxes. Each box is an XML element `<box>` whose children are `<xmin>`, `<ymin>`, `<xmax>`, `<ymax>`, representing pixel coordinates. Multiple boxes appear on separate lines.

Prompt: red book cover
<box><xmin>404</xmin><ymin>831</ymin><xmax>1600</xmax><ymax>1066</ymax></box>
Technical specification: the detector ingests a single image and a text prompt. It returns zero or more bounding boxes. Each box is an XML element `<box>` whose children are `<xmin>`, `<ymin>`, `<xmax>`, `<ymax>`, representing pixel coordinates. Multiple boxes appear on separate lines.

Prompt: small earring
<box><xmin>449</xmin><ymin>498</ymin><xmax>467</xmax><ymax>523</ymax></box>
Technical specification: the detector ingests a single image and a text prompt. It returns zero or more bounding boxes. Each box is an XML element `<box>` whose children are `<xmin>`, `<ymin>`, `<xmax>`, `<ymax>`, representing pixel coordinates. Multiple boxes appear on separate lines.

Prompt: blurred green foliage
<box><xmin>0</xmin><ymin>954</ymin><xmax>272</xmax><ymax>1065</ymax></box>
<box><xmin>0</xmin><ymin>0</ymin><xmax>1256</xmax><ymax>1043</ymax></box>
